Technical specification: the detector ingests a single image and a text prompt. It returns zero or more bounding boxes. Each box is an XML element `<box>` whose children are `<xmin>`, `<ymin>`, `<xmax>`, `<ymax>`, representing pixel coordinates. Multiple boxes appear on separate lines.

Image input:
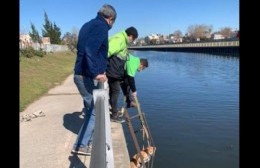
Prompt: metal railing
<box><xmin>129</xmin><ymin>40</ymin><xmax>239</xmax><ymax>49</ymax></box>
<box><xmin>90</xmin><ymin>82</ymin><xmax>114</xmax><ymax>168</ymax></box>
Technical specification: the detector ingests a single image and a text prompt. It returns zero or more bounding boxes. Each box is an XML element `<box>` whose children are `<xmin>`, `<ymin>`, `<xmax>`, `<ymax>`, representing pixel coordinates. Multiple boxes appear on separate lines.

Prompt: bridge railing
<box><xmin>89</xmin><ymin>82</ymin><xmax>114</xmax><ymax>168</ymax></box>
<box><xmin>129</xmin><ymin>40</ymin><xmax>239</xmax><ymax>48</ymax></box>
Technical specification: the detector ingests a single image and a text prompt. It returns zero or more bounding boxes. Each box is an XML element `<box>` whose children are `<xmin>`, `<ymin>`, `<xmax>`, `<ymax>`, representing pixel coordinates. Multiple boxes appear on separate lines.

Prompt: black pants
<box><xmin>108</xmin><ymin>77</ymin><xmax>131</xmax><ymax>117</ymax></box>
<box><xmin>120</xmin><ymin>78</ymin><xmax>131</xmax><ymax>107</ymax></box>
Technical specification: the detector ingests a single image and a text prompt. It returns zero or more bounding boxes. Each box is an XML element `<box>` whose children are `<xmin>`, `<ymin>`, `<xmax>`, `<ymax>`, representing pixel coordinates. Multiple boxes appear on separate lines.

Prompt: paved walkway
<box><xmin>20</xmin><ymin>74</ymin><xmax>130</xmax><ymax>168</ymax></box>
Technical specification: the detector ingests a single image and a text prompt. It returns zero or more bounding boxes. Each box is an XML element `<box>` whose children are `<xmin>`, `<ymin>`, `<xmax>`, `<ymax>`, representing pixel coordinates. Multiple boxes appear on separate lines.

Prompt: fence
<box><xmin>19</xmin><ymin>42</ymin><xmax>69</xmax><ymax>52</ymax></box>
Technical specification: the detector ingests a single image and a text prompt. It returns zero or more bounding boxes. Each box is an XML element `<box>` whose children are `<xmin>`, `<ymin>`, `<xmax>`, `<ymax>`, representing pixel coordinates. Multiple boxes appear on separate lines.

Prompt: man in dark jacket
<box><xmin>71</xmin><ymin>4</ymin><xmax>117</xmax><ymax>155</ymax></box>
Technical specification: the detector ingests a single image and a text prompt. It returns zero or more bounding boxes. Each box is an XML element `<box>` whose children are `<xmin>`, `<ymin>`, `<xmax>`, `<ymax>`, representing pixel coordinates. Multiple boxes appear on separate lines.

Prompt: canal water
<box><xmin>122</xmin><ymin>51</ymin><xmax>239</xmax><ymax>168</ymax></box>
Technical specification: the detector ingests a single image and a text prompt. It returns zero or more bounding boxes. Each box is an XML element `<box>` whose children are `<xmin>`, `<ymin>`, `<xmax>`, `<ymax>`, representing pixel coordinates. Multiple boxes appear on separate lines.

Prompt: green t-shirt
<box><xmin>126</xmin><ymin>54</ymin><xmax>140</xmax><ymax>77</ymax></box>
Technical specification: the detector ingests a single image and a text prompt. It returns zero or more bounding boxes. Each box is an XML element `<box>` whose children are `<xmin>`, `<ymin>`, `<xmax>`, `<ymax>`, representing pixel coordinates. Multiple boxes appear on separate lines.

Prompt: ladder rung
<box><xmin>129</xmin><ymin>114</ymin><xmax>140</xmax><ymax>120</ymax></box>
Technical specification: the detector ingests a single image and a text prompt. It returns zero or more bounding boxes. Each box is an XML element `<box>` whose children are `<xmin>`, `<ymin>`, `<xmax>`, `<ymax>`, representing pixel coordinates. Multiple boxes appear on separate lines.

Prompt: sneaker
<box><xmin>110</xmin><ymin>115</ymin><xmax>125</xmax><ymax>123</ymax></box>
<box><xmin>71</xmin><ymin>146</ymin><xmax>92</xmax><ymax>155</ymax></box>
<box><xmin>118</xmin><ymin>107</ymin><xmax>126</xmax><ymax>117</ymax></box>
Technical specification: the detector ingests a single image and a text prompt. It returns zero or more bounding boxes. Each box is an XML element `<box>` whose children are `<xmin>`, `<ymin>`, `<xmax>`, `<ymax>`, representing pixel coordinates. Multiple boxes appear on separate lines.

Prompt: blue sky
<box><xmin>20</xmin><ymin>0</ymin><xmax>239</xmax><ymax>38</ymax></box>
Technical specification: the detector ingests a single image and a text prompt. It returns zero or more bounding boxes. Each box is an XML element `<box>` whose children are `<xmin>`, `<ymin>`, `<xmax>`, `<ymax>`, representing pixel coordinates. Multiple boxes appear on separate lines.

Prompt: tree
<box><xmin>42</xmin><ymin>12</ymin><xmax>62</xmax><ymax>44</ymax></box>
<box><xmin>187</xmin><ymin>24</ymin><xmax>213</xmax><ymax>41</ymax></box>
<box><xmin>219</xmin><ymin>27</ymin><xmax>233</xmax><ymax>39</ymax></box>
<box><xmin>52</xmin><ymin>22</ymin><xmax>62</xmax><ymax>44</ymax></box>
<box><xmin>42</xmin><ymin>12</ymin><xmax>52</xmax><ymax>38</ymax></box>
<box><xmin>173</xmin><ymin>30</ymin><xmax>183</xmax><ymax>38</ymax></box>
<box><xmin>29</xmin><ymin>23</ymin><xmax>41</xmax><ymax>43</ymax></box>
<box><xmin>62</xmin><ymin>27</ymin><xmax>78</xmax><ymax>53</ymax></box>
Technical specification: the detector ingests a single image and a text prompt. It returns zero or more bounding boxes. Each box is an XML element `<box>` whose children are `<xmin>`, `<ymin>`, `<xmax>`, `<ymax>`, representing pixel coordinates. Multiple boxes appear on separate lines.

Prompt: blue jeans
<box><xmin>73</xmin><ymin>75</ymin><xmax>98</xmax><ymax>150</ymax></box>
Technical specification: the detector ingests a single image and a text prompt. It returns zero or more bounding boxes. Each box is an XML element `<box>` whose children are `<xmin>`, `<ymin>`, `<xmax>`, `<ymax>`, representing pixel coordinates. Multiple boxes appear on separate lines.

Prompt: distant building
<box><xmin>41</xmin><ymin>37</ymin><xmax>50</xmax><ymax>44</ymax></box>
<box><xmin>148</xmin><ymin>34</ymin><xmax>160</xmax><ymax>40</ymax></box>
<box><xmin>212</xmin><ymin>34</ymin><xmax>225</xmax><ymax>40</ymax></box>
<box><xmin>20</xmin><ymin>34</ymin><xmax>32</xmax><ymax>43</ymax></box>
<box><xmin>20</xmin><ymin>34</ymin><xmax>32</xmax><ymax>48</ymax></box>
<box><xmin>169</xmin><ymin>35</ymin><xmax>183</xmax><ymax>43</ymax></box>
<box><xmin>20</xmin><ymin>34</ymin><xmax>52</xmax><ymax>49</ymax></box>
<box><xmin>139</xmin><ymin>39</ymin><xmax>146</xmax><ymax>45</ymax></box>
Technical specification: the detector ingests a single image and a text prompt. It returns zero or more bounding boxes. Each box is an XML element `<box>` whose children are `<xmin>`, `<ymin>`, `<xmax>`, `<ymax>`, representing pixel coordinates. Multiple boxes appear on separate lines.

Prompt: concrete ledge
<box><xmin>111</xmin><ymin>122</ymin><xmax>130</xmax><ymax>168</ymax></box>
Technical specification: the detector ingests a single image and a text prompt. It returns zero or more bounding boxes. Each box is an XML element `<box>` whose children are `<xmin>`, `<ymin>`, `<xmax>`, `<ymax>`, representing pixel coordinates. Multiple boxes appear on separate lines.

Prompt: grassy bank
<box><xmin>20</xmin><ymin>51</ymin><xmax>76</xmax><ymax>112</ymax></box>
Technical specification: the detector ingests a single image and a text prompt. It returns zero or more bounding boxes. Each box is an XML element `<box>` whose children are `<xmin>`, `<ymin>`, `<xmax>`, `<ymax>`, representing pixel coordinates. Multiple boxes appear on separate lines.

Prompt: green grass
<box><xmin>20</xmin><ymin>51</ymin><xmax>76</xmax><ymax>112</ymax></box>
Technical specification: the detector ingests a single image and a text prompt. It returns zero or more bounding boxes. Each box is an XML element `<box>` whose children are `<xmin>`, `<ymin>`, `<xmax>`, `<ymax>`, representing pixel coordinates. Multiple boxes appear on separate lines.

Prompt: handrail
<box><xmin>89</xmin><ymin>82</ymin><xmax>114</xmax><ymax>168</ymax></box>
<box><xmin>128</xmin><ymin>40</ymin><xmax>239</xmax><ymax>49</ymax></box>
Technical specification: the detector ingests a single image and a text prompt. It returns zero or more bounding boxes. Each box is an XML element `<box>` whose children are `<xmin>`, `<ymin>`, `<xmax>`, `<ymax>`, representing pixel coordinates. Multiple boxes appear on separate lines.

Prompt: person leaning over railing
<box><xmin>106</xmin><ymin>27</ymin><xmax>139</xmax><ymax>123</ymax></box>
<box><xmin>71</xmin><ymin>4</ymin><xmax>117</xmax><ymax>156</ymax></box>
<box><xmin>107</xmin><ymin>52</ymin><xmax>149</xmax><ymax>123</ymax></box>
<box><xmin>120</xmin><ymin>54</ymin><xmax>149</xmax><ymax>112</ymax></box>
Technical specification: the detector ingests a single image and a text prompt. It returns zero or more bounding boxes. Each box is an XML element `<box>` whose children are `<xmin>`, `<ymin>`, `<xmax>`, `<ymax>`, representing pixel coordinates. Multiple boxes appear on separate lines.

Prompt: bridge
<box><xmin>129</xmin><ymin>40</ymin><xmax>239</xmax><ymax>56</ymax></box>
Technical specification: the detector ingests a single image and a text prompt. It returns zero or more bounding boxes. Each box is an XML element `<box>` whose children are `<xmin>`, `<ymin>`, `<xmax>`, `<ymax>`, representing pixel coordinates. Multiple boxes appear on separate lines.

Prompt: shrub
<box><xmin>20</xmin><ymin>47</ymin><xmax>35</xmax><ymax>58</ymax></box>
<box><xmin>34</xmin><ymin>48</ymin><xmax>47</xmax><ymax>57</ymax></box>
<box><xmin>20</xmin><ymin>47</ymin><xmax>47</xmax><ymax>58</ymax></box>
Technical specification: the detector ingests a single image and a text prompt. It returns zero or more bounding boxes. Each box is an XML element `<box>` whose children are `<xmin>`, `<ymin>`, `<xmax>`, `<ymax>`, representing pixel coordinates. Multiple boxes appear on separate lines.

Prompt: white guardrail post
<box><xmin>90</xmin><ymin>81</ymin><xmax>114</xmax><ymax>168</ymax></box>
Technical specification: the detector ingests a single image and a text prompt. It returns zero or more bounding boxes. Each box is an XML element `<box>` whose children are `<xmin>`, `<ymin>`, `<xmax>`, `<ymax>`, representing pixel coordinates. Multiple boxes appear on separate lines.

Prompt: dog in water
<box><xmin>130</xmin><ymin>146</ymin><xmax>156</xmax><ymax>168</ymax></box>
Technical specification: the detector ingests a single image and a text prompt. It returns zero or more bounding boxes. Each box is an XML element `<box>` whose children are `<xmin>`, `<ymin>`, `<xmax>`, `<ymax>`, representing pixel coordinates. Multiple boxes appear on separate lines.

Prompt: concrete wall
<box><xmin>34</xmin><ymin>43</ymin><xmax>69</xmax><ymax>52</ymax></box>
<box><xmin>20</xmin><ymin>42</ymin><xmax>69</xmax><ymax>52</ymax></box>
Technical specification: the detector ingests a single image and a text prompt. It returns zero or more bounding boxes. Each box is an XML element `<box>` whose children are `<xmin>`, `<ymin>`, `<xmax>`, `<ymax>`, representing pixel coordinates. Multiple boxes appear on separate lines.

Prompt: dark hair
<box><xmin>140</xmin><ymin>58</ymin><xmax>148</xmax><ymax>68</ymax></box>
<box><xmin>98</xmin><ymin>4</ymin><xmax>117</xmax><ymax>21</ymax></box>
<box><xmin>125</xmin><ymin>26</ymin><xmax>138</xmax><ymax>40</ymax></box>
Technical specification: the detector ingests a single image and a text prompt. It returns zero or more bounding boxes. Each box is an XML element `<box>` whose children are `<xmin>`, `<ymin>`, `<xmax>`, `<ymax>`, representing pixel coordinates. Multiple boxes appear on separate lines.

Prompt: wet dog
<box><xmin>130</xmin><ymin>146</ymin><xmax>156</xmax><ymax>168</ymax></box>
